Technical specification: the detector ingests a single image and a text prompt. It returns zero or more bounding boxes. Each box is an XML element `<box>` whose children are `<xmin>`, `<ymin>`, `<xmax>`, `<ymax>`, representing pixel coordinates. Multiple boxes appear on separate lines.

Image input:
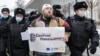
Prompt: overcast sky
<box><xmin>0</xmin><ymin>0</ymin><xmax>30</xmax><ymax>15</ymax></box>
<box><xmin>0</xmin><ymin>0</ymin><xmax>17</xmax><ymax>9</ymax></box>
<box><xmin>0</xmin><ymin>0</ymin><xmax>31</xmax><ymax>9</ymax></box>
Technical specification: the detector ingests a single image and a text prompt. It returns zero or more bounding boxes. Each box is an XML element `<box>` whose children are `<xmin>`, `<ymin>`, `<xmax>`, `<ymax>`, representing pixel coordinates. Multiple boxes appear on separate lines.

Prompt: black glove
<box><xmin>89</xmin><ymin>44</ymin><xmax>97</xmax><ymax>54</ymax></box>
<box><xmin>22</xmin><ymin>24</ymin><xmax>28</xmax><ymax>32</ymax></box>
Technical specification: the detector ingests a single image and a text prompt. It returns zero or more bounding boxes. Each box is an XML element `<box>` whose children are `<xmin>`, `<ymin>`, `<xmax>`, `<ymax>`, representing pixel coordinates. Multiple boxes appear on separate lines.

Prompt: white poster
<box><xmin>21</xmin><ymin>30</ymin><xmax>30</xmax><ymax>40</ymax></box>
<box><xmin>22</xmin><ymin>27</ymin><xmax>66</xmax><ymax>53</ymax></box>
<box><xmin>28</xmin><ymin>27</ymin><xmax>66</xmax><ymax>53</ymax></box>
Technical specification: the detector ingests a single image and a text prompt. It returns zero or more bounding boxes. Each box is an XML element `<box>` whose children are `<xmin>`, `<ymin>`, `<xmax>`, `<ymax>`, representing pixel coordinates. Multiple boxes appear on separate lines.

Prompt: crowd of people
<box><xmin>0</xmin><ymin>1</ymin><xmax>99</xmax><ymax>56</ymax></box>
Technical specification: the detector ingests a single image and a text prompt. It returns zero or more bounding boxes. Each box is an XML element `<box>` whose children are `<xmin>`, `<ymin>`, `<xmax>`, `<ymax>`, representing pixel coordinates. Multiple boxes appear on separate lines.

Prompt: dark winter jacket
<box><xmin>66</xmin><ymin>15</ymin><xmax>99</xmax><ymax>48</ymax></box>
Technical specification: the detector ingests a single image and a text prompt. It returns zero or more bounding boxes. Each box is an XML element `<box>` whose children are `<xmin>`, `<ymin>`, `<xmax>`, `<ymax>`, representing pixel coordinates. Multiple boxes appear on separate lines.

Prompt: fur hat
<box><xmin>74</xmin><ymin>1</ymin><xmax>88</xmax><ymax>10</ymax></box>
<box><xmin>2</xmin><ymin>8</ymin><xmax>10</xmax><ymax>13</ymax></box>
<box><xmin>53</xmin><ymin>5</ymin><xmax>61</xmax><ymax>10</ymax></box>
<box><xmin>14</xmin><ymin>8</ymin><xmax>25</xmax><ymax>16</ymax></box>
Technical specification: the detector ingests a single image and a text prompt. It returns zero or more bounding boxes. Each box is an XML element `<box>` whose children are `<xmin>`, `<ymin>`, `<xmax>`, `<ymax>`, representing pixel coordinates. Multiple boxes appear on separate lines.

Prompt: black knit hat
<box><xmin>30</xmin><ymin>11</ymin><xmax>38</xmax><ymax>16</ymax></box>
<box><xmin>14</xmin><ymin>8</ymin><xmax>25</xmax><ymax>16</ymax></box>
<box><xmin>74</xmin><ymin>1</ymin><xmax>88</xmax><ymax>10</ymax></box>
<box><xmin>53</xmin><ymin>5</ymin><xmax>61</xmax><ymax>10</ymax></box>
<box><xmin>2</xmin><ymin>8</ymin><xmax>10</xmax><ymax>13</ymax></box>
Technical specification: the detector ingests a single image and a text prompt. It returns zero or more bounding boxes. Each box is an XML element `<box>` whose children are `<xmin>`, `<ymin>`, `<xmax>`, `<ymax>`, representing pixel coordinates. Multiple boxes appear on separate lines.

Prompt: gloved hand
<box><xmin>89</xmin><ymin>44</ymin><xmax>97</xmax><ymax>54</ymax></box>
<box><xmin>22</xmin><ymin>24</ymin><xmax>28</xmax><ymax>32</ymax></box>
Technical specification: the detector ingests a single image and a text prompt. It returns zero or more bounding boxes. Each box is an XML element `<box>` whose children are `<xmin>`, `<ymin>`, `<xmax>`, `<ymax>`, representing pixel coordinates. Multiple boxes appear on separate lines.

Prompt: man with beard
<box><xmin>66</xmin><ymin>1</ymin><xmax>99</xmax><ymax>56</ymax></box>
<box><xmin>31</xmin><ymin>4</ymin><xmax>71</xmax><ymax>56</ymax></box>
<box><xmin>53</xmin><ymin>5</ymin><xmax>65</xmax><ymax>20</ymax></box>
<box><xmin>0</xmin><ymin>8</ymin><xmax>12</xmax><ymax>56</ymax></box>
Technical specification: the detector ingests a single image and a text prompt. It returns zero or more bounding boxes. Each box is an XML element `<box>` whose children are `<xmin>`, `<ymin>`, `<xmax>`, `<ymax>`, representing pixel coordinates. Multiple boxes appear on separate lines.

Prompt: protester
<box><xmin>31</xmin><ymin>4</ymin><xmax>71</xmax><ymax>56</ymax></box>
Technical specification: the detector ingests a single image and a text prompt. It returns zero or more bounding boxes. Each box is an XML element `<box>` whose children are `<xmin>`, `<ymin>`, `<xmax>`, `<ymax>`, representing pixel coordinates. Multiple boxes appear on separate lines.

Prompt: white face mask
<box><xmin>77</xmin><ymin>11</ymin><xmax>86</xmax><ymax>17</ymax></box>
<box><xmin>3</xmin><ymin>15</ymin><xmax>8</xmax><ymax>18</ymax></box>
<box><xmin>1</xmin><ymin>15</ymin><xmax>8</xmax><ymax>19</ymax></box>
<box><xmin>16</xmin><ymin>17</ymin><xmax>23</xmax><ymax>22</ymax></box>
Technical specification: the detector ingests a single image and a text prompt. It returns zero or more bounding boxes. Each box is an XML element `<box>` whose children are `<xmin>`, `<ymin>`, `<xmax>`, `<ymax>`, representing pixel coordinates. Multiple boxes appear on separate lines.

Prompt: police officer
<box><xmin>66</xmin><ymin>1</ymin><xmax>99</xmax><ymax>56</ymax></box>
<box><xmin>53</xmin><ymin>5</ymin><xmax>65</xmax><ymax>20</ymax></box>
<box><xmin>9</xmin><ymin>8</ymin><xmax>29</xmax><ymax>56</ymax></box>
<box><xmin>29</xmin><ymin>10</ymin><xmax>41</xmax><ymax>23</ymax></box>
<box><xmin>1</xmin><ymin>8</ymin><xmax>12</xmax><ymax>19</ymax></box>
<box><xmin>0</xmin><ymin>8</ymin><xmax>12</xmax><ymax>56</ymax></box>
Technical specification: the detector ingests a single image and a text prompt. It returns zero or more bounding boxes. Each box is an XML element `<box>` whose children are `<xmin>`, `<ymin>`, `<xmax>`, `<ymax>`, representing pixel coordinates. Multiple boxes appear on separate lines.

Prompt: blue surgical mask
<box><xmin>16</xmin><ymin>17</ymin><xmax>23</xmax><ymax>22</ymax></box>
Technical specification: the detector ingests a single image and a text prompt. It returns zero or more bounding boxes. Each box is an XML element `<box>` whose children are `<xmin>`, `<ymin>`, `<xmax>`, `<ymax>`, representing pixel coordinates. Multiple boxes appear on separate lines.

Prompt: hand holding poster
<box><xmin>22</xmin><ymin>27</ymin><xmax>66</xmax><ymax>53</ymax></box>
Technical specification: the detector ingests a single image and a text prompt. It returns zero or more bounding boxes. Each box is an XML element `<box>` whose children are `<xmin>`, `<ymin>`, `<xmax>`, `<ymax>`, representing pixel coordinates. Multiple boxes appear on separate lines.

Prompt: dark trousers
<box><xmin>10</xmin><ymin>41</ymin><xmax>29</xmax><ymax>56</ymax></box>
<box><xmin>0</xmin><ymin>38</ymin><xmax>7</xmax><ymax>56</ymax></box>
<box><xmin>35</xmin><ymin>52</ymin><xmax>62</xmax><ymax>56</ymax></box>
<box><xmin>69</xmin><ymin>46</ymin><xmax>86</xmax><ymax>56</ymax></box>
<box><xmin>10</xmin><ymin>47</ymin><xmax>29</xmax><ymax>56</ymax></box>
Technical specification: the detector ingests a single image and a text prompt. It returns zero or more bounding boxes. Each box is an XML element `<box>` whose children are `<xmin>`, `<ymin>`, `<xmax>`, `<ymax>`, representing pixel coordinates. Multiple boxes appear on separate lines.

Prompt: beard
<box><xmin>43</xmin><ymin>14</ymin><xmax>52</xmax><ymax>19</ymax></box>
<box><xmin>45</xmin><ymin>16</ymin><xmax>52</xmax><ymax>20</ymax></box>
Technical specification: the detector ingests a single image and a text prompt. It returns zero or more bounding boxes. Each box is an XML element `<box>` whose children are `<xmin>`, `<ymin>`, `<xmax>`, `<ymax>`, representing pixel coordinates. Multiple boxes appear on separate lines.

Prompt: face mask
<box><xmin>2</xmin><ymin>15</ymin><xmax>8</xmax><ymax>19</ymax></box>
<box><xmin>16</xmin><ymin>17</ymin><xmax>23</xmax><ymax>22</ymax></box>
<box><xmin>77</xmin><ymin>11</ymin><xmax>86</xmax><ymax>17</ymax></box>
